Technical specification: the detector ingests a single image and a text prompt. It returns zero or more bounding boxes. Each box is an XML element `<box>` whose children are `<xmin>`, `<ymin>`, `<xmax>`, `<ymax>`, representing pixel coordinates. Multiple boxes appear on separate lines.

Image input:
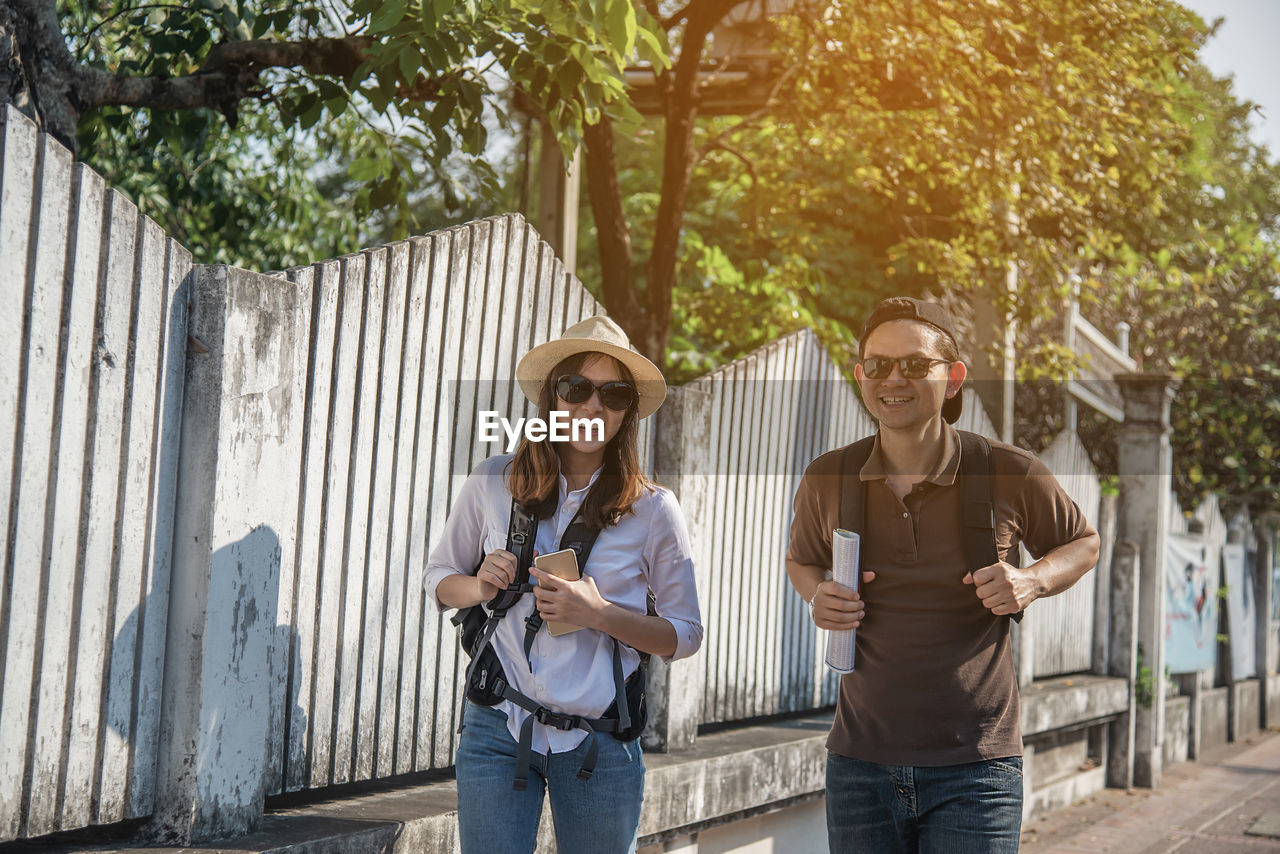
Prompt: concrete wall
<box><xmin>638</xmin><ymin>798</ymin><xmax>827</xmax><ymax>854</ymax></box>
<box><xmin>0</xmin><ymin>105</ymin><xmax>190</xmax><ymax>840</ymax></box>
<box><xmin>1233</xmin><ymin>679</ymin><xmax>1261</xmax><ymax>741</ymax></box>
<box><xmin>1164</xmin><ymin>696</ymin><xmax>1190</xmax><ymax>767</ymax></box>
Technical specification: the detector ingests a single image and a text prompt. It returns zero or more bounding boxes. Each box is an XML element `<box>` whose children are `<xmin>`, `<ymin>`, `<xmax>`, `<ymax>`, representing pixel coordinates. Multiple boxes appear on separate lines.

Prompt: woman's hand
<box><xmin>529</xmin><ymin>567</ymin><xmax>608</xmax><ymax>630</ymax></box>
<box><xmin>476</xmin><ymin>549</ymin><xmax>518</xmax><ymax>601</ymax></box>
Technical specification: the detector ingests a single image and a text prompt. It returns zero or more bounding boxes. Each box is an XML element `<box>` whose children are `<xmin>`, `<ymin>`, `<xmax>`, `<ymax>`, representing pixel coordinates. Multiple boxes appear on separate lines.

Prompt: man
<box><xmin>786</xmin><ymin>296</ymin><xmax>1100</xmax><ymax>853</ymax></box>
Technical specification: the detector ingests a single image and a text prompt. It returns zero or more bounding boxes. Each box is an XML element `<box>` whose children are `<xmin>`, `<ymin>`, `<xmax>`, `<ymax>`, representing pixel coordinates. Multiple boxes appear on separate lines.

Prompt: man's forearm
<box><xmin>1032</xmin><ymin>531</ymin><xmax>1101</xmax><ymax>599</ymax></box>
<box><xmin>786</xmin><ymin>558</ymin><xmax>827</xmax><ymax>603</ymax></box>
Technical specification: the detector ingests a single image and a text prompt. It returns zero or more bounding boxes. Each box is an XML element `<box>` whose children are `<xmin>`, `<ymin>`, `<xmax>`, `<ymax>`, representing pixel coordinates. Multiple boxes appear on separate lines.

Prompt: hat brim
<box><xmin>517</xmin><ymin>338</ymin><xmax>667</xmax><ymax>419</ymax></box>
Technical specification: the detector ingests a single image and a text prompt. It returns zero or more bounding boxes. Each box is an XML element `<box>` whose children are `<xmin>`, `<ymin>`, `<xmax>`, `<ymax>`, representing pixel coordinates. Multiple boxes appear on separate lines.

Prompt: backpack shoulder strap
<box><xmin>521</xmin><ymin>503</ymin><xmax>606</xmax><ymax>660</ymax></box>
<box><xmin>558</xmin><ymin>514</ymin><xmax>603</xmax><ymax>571</ymax></box>
<box><xmin>956</xmin><ymin>430</ymin><xmax>1022</xmax><ymax>622</ymax></box>
<box><xmin>508</xmin><ymin>500</ymin><xmax>539</xmax><ymax>579</ymax></box>
<box><xmin>956</xmin><ymin>430</ymin><xmax>997</xmax><ymax>571</ymax></box>
<box><xmin>838</xmin><ymin>435</ymin><xmax>877</xmax><ymax>536</ymax></box>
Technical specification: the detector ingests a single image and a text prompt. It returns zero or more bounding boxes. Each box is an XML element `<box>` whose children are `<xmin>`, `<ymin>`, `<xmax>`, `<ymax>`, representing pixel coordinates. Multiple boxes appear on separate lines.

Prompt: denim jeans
<box><xmin>455</xmin><ymin>702</ymin><xmax>645</xmax><ymax>854</ymax></box>
<box><xmin>826</xmin><ymin>752</ymin><xmax>1024</xmax><ymax>853</ymax></box>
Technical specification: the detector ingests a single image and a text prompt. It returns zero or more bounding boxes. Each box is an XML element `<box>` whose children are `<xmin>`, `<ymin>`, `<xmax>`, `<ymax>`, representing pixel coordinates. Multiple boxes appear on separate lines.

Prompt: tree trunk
<box><xmin>641</xmin><ymin>1</ymin><xmax>738</xmax><ymax>371</ymax></box>
<box><xmin>2</xmin><ymin>0</ymin><xmax>81</xmax><ymax>150</ymax></box>
<box><xmin>582</xmin><ymin>0</ymin><xmax>745</xmax><ymax>371</ymax></box>
<box><xmin>0</xmin><ymin>4</ymin><xmax>37</xmax><ymax>126</ymax></box>
<box><xmin>583</xmin><ymin>115</ymin><xmax>649</xmax><ymax>355</ymax></box>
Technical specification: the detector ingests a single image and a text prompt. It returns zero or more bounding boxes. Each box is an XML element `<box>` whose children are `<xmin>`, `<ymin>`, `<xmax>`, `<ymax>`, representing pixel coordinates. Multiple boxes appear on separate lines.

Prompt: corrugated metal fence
<box><xmin>1032</xmin><ymin>430</ymin><xmax>1103</xmax><ymax>677</ymax></box>
<box><xmin>0</xmin><ymin>107</ymin><xmax>190</xmax><ymax>837</ymax></box>
<box><xmin>268</xmin><ymin>216</ymin><xmax>617</xmax><ymax>792</ymax></box>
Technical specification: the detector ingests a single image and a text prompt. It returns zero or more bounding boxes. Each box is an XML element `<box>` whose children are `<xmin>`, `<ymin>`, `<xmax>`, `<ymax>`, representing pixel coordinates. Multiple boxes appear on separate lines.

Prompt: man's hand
<box><xmin>962</xmin><ymin>562</ymin><xmax>1041</xmax><ymax>615</ymax></box>
<box><xmin>810</xmin><ymin>571</ymin><xmax>877</xmax><ymax>630</ymax></box>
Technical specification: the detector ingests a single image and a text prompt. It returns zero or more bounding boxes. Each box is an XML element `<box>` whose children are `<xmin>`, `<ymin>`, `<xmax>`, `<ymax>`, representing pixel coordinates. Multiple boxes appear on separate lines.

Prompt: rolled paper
<box><xmin>825</xmin><ymin>528</ymin><xmax>861</xmax><ymax>673</ymax></box>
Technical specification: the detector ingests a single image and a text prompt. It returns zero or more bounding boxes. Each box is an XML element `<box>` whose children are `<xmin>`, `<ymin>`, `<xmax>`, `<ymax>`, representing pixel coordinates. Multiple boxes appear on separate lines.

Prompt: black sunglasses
<box><xmin>860</xmin><ymin>357</ymin><xmax>951</xmax><ymax>379</ymax></box>
<box><xmin>555</xmin><ymin>374</ymin><xmax>637</xmax><ymax>412</ymax></box>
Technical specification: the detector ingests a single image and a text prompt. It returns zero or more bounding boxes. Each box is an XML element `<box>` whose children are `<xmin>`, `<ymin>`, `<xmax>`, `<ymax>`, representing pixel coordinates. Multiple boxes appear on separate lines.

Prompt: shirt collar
<box><xmin>859</xmin><ymin>424</ymin><xmax>960</xmax><ymax>487</ymax></box>
<box><xmin>558</xmin><ymin>463</ymin><xmax>603</xmax><ymax>499</ymax></box>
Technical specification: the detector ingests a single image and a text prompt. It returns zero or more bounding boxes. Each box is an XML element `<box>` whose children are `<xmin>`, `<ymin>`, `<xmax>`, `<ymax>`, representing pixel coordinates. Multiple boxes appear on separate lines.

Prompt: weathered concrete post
<box><xmin>1092</xmin><ymin>494</ymin><xmax>1118</xmax><ymax>676</ymax></box>
<box><xmin>1258</xmin><ymin>514</ymin><xmax>1280</xmax><ymax>724</ymax></box>
<box><xmin>1106</xmin><ymin>541</ymin><xmax>1140</xmax><ymax>789</ymax></box>
<box><xmin>644</xmin><ymin>384</ymin><xmax>713</xmax><ymax>751</ymax></box>
<box><xmin>1115</xmin><ymin>372</ymin><xmax>1179</xmax><ymax>789</ymax></box>
<box><xmin>149</xmin><ymin>266</ymin><xmax>307</xmax><ymax>842</ymax></box>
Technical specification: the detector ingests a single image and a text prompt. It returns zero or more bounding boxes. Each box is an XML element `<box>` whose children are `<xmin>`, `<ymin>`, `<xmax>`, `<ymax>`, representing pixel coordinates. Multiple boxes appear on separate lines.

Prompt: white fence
<box><xmin>1032</xmin><ymin>430</ymin><xmax>1104</xmax><ymax>677</ymax></box>
<box><xmin>0</xmin><ymin>107</ymin><xmax>190</xmax><ymax>838</ymax></box>
<box><xmin>268</xmin><ymin>217</ymin><xmax>615</xmax><ymax>792</ymax></box>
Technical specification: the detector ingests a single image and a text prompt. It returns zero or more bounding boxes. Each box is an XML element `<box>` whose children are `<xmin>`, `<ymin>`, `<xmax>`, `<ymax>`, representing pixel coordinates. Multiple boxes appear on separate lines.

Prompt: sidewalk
<box><xmin>1022</xmin><ymin>729</ymin><xmax>1280</xmax><ymax>853</ymax></box>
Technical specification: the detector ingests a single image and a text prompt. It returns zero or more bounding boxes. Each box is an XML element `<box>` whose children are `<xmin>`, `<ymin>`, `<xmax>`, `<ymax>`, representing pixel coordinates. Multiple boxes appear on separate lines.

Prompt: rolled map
<box><xmin>825</xmin><ymin>528</ymin><xmax>861</xmax><ymax>673</ymax></box>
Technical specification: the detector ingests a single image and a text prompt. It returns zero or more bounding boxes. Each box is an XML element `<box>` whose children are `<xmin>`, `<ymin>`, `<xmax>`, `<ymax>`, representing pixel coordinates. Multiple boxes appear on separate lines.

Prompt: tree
<box><xmin>578</xmin><ymin>0</ymin><xmax>1212</xmax><ymax>365</ymax></box>
<box><xmin>3</xmin><ymin>0</ymin><xmax>663</xmax><ymax>265</ymax></box>
<box><xmin>1085</xmin><ymin>61</ymin><xmax>1280</xmax><ymax>513</ymax></box>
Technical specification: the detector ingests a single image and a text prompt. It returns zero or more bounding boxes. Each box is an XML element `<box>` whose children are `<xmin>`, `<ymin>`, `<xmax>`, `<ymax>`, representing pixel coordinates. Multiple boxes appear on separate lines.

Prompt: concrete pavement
<box><xmin>1022</xmin><ymin>728</ymin><xmax>1280</xmax><ymax>853</ymax></box>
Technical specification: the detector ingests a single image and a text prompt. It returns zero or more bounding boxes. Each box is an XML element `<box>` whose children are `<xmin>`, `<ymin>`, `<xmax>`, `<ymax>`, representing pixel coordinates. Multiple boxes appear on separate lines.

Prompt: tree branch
<box><xmin>702</xmin><ymin>140</ymin><xmax>756</xmax><ymax>185</ymax></box>
<box><xmin>693</xmin><ymin>61</ymin><xmax>803</xmax><ymax>167</ymax></box>
<box><xmin>75</xmin><ymin>37</ymin><xmax>376</xmax><ymax>115</ymax></box>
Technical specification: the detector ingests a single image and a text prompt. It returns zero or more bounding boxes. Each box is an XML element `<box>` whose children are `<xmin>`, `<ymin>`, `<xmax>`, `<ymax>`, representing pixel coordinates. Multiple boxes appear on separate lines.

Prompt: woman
<box><xmin>425</xmin><ymin>315</ymin><xmax>703</xmax><ymax>854</ymax></box>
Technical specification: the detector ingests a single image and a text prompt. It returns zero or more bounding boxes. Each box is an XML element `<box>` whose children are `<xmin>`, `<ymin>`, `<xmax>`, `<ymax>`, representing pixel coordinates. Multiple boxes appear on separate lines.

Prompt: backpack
<box><xmin>452</xmin><ymin>495</ymin><xmax>647</xmax><ymax>790</ymax></box>
<box><xmin>837</xmin><ymin>430</ymin><xmax>1022</xmax><ymax>622</ymax></box>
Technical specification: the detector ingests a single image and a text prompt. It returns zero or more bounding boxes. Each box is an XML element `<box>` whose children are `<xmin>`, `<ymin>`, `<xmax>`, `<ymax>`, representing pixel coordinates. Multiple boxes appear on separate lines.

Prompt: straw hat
<box><xmin>516</xmin><ymin>316</ymin><xmax>667</xmax><ymax>419</ymax></box>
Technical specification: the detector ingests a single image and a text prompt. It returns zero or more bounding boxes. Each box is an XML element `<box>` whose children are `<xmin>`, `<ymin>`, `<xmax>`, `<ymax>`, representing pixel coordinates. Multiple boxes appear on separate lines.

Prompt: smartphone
<box><xmin>533</xmin><ymin>548</ymin><xmax>584</xmax><ymax>636</ymax></box>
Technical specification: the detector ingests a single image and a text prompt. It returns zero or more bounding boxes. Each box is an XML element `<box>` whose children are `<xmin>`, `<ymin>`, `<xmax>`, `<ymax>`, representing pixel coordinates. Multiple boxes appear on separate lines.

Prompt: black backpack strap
<box><xmin>956</xmin><ymin>431</ymin><xmax>1021</xmax><ymax>622</ymax></box>
<box><xmin>522</xmin><ymin>498</ymin><xmax>605</xmax><ymax>661</ymax></box>
<box><xmin>458</xmin><ymin>498</ymin><xmax>544</xmax><ymax>734</ymax></box>
<box><xmin>838</xmin><ymin>436</ymin><xmax>877</xmax><ymax>536</ymax></box>
<box><xmin>502</xmin><ymin>641</ymin><xmax>628</xmax><ymax>789</ymax></box>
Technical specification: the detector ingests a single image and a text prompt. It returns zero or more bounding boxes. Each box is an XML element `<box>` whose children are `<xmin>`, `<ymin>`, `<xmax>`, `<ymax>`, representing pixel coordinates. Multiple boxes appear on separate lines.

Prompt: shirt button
<box><xmin>902</xmin><ymin>512</ymin><xmax>909</xmax><ymax>519</ymax></box>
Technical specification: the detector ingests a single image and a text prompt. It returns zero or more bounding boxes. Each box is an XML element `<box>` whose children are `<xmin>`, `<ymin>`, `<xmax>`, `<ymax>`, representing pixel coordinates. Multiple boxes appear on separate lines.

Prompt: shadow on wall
<box><xmin>109</xmin><ymin>525</ymin><xmax>307</xmax><ymax>844</ymax></box>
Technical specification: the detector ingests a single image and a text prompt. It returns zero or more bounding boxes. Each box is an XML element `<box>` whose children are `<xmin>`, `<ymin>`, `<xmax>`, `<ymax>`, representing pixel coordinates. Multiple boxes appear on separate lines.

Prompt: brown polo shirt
<box><xmin>787</xmin><ymin>425</ymin><xmax>1095</xmax><ymax>766</ymax></box>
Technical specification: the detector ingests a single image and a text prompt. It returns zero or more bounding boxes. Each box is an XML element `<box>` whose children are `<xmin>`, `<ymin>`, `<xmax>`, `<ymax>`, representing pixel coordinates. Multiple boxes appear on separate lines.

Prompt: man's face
<box><xmin>854</xmin><ymin>319</ymin><xmax>965</xmax><ymax>431</ymax></box>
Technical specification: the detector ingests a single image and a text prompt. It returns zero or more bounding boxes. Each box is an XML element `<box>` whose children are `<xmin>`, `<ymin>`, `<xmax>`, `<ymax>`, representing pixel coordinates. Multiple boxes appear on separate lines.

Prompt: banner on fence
<box><xmin>1272</xmin><ymin>536</ymin><xmax>1280</xmax><ymax>626</ymax></box>
<box><xmin>1165</xmin><ymin>532</ymin><xmax>1219</xmax><ymax>673</ymax></box>
<box><xmin>1222</xmin><ymin>542</ymin><xmax>1257</xmax><ymax>679</ymax></box>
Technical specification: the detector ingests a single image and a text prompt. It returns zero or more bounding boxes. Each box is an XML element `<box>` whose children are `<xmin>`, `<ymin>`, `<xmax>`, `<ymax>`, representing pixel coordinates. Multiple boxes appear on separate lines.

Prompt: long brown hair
<box><xmin>506</xmin><ymin>352</ymin><xmax>652</xmax><ymax>528</ymax></box>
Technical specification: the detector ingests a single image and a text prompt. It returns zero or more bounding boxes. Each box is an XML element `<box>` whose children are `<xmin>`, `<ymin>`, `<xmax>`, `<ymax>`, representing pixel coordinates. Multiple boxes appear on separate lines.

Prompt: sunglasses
<box><xmin>860</xmin><ymin>357</ymin><xmax>951</xmax><ymax>379</ymax></box>
<box><xmin>555</xmin><ymin>374</ymin><xmax>637</xmax><ymax>412</ymax></box>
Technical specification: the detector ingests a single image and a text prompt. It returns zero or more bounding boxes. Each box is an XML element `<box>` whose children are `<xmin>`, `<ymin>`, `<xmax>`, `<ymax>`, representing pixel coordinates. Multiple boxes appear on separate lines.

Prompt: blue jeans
<box><xmin>455</xmin><ymin>703</ymin><xmax>645</xmax><ymax>854</ymax></box>
<box><xmin>826</xmin><ymin>752</ymin><xmax>1024</xmax><ymax>853</ymax></box>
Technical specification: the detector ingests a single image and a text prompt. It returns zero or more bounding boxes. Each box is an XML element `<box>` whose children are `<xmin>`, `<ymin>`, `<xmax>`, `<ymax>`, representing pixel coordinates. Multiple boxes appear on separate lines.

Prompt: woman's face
<box><xmin>553</xmin><ymin>353</ymin><xmax>630</xmax><ymax>457</ymax></box>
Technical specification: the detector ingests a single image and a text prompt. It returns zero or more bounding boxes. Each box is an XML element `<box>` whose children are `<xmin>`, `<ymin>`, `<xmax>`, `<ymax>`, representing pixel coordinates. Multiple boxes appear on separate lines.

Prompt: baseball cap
<box><xmin>859</xmin><ymin>296</ymin><xmax>964</xmax><ymax>424</ymax></box>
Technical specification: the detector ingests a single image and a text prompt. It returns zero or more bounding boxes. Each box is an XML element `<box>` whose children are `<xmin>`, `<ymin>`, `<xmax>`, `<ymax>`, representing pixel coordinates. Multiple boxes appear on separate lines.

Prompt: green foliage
<box><xmin>737</xmin><ymin>0</ymin><xmax>1207</xmax><ymax>333</ymax></box>
<box><xmin>64</xmin><ymin>0</ymin><xmax>664</xmax><ymax>264</ymax></box>
<box><xmin>1077</xmin><ymin>62</ymin><xmax>1280</xmax><ymax>513</ymax></box>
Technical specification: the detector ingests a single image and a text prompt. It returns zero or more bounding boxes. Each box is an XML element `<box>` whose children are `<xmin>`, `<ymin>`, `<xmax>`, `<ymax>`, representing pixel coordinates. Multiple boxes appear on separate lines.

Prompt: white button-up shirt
<box><xmin>424</xmin><ymin>453</ymin><xmax>703</xmax><ymax>754</ymax></box>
